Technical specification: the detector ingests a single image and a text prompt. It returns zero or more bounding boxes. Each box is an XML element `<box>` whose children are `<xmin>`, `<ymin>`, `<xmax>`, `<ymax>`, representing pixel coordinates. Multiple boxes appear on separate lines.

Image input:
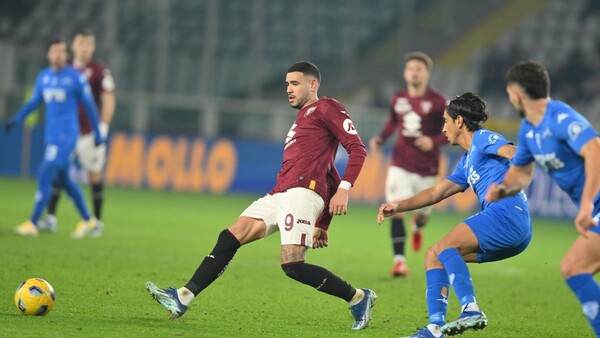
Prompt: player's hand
<box><xmin>485</xmin><ymin>183</ymin><xmax>507</xmax><ymax>202</ymax></box>
<box><xmin>574</xmin><ymin>203</ymin><xmax>597</xmax><ymax>237</ymax></box>
<box><xmin>414</xmin><ymin>136</ymin><xmax>434</xmax><ymax>152</ymax></box>
<box><xmin>4</xmin><ymin>119</ymin><xmax>15</xmax><ymax>133</ymax></box>
<box><xmin>369</xmin><ymin>136</ymin><xmax>382</xmax><ymax>152</ymax></box>
<box><xmin>312</xmin><ymin>228</ymin><xmax>329</xmax><ymax>249</ymax></box>
<box><xmin>377</xmin><ymin>202</ymin><xmax>398</xmax><ymax>224</ymax></box>
<box><xmin>329</xmin><ymin>188</ymin><xmax>349</xmax><ymax>215</ymax></box>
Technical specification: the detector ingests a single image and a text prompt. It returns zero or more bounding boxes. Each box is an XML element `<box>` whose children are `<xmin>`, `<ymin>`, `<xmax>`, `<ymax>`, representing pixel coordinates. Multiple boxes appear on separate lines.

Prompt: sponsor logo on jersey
<box><xmin>568</xmin><ymin>121</ymin><xmax>586</xmax><ymax>141</ymax></box>
<box><xmin>394</xmin><ymin>97</ymin><xmax>411</xmax><ymax>114</ymax></box>
<box><xmin>296</xmin><ymin>219</ymin><xmax>311</xmax><ymax>225</ymax></box>
<box><xmin>43</xmin><ymin>88</ymin><xmax>67</xmax><ymax>103</ymax></box>
<box><xmin>533</xmin><ymin>152</ymin><xmax>565</xmax><ymax>172</ymax></box>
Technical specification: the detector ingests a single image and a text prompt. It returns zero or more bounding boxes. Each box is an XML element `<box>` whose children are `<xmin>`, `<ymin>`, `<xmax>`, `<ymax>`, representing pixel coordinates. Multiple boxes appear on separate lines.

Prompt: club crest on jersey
<box><xmin>568</xmin><ymin>121</ymin><xmax>586</xmax><ymax>141</ymax></box>
<box><xmin>421</xmin><ymin>101</ymin><xmax>432</xmax><ymax>114</ymax></box>
<box><xmin>343</xmin><ymin>119</ymin><xmax>357</xmax><ymax>135</ymax></box>
<box><xmin>304</xmin><ymin>107</ymin><xmax>316</xmax><ymax>117</ymax></box>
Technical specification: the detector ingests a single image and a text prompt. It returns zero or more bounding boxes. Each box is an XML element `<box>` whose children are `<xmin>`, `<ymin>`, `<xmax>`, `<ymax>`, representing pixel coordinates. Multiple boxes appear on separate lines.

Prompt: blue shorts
<box><xmin>464</xmin><ymin>198</ymin><xmax>532</xmax><ymax>263</ymax></box>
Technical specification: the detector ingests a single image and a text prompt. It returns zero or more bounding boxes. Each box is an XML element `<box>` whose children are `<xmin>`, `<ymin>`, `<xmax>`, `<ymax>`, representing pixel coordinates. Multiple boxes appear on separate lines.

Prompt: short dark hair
<box><xmin>404</xmin><ymin>51</ymin><xmax>433</xmax><ymax>71</ymax></box>
<box><xmin>505</xmin><ymin>60</ymin><xmax>550</xmax><ymax>99</ymax></box>
<box><xmin>47</xmin><ymin>36</ymin><xmax>68</xmax><ymax>51</ymax></box>
<box><xmin>287</xmin><ymin>61</ymin><xmax>321</xmax><ymax>82</ymax></box>
<box><xmin>446</xmin><ymin>92</ymin><xmax>489</xmax><ymax>132</ymax></box>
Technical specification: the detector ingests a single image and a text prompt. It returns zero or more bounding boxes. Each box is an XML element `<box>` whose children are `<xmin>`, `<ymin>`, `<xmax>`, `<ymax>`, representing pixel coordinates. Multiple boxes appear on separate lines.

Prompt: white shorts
<box><xmin>385</xmin><ymin>166</ymin><xmax>438</xmax><ymax>216</ymax></box>
<box><xmin>76</xmin><ymin>133</ymin><xmax>107</xmax><ymax>173</ymax></box>
<box><xmin>241</xmin><ymin>187</ymin><xmax>325</xmax><ymax>247</ymax></box>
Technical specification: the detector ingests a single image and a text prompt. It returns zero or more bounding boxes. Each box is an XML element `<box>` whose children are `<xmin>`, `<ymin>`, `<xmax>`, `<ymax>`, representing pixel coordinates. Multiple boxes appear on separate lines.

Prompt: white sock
<box><xmin>177</xmin><ymin>287</ymin><xmax>195</xmax><ymax>306</ymax></box>
<box><xmin>426</xmin><ymin>324</ymin><xmax>443</xmax><ymax>337</ymax></box>
<box><xmin>349</xmin><ymin>288</ymin><xmax>365</xmax><ymax>306</ymax></box>
<box><xmin>393</xmin><ymin>255</ymin><xmax>406</xmax><ymax>263</ymax></box>
<box><xmin>462</xmin><ymin>302</ymin><xmax>480</xmax><ymax>313</ymax></box>
<box><xmin>47</xmin><ymin>215</ymin><xmax>57</xmax><ymax>223</ymax></box>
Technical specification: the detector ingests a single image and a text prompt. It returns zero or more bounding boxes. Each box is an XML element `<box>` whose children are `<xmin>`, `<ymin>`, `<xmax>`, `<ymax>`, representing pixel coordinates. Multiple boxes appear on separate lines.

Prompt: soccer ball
<box><xmin>14</xmin><ymin>278</ymin><xmax>55</xmax><ymax>316</ymax></box>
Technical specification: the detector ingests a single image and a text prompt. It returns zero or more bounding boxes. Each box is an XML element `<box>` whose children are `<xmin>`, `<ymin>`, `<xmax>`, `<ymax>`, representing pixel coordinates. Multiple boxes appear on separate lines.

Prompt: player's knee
<box><xmin>424</xmin><ymin>246</ymin><xmax>441</xmax><ymax>269</ymax></box>
<box><xmin>560</xmin><ymin>254</ymin><xmax>578</xmax><ymax>278</ymax></box>
<box><xmin>227</xmin><ymin>217</ymin><xmax>265</xmax><ymax>245</ymax></box>
<box><xmin>281</xmin><ymin>261</ymin><xmax>305</xmax><ymax>280</ymax></box>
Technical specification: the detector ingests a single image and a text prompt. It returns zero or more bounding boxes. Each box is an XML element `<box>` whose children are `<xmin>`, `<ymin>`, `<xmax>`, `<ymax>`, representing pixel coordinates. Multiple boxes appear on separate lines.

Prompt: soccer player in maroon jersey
<box><xmin>146</xmin><ymin>61</ymin><xmax>377</xmax><ymax>330</ymax></box>
<box><xmin>370</xmin><ymin>51</ymin><xmax>448</xmax><ymax>277</ymax></box>
<box><xmin>39</xmin><ymin>29</ymin><xmax>116</xmax><ymax>237</ymax></box>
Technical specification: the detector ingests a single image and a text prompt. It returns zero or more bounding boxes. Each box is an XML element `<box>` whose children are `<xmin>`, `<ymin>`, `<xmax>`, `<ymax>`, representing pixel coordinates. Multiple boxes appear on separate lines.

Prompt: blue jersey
<box><xmin>448</xmin><ymin>129</ymin><xmax>526</xmax><ymax>210</ymax></box>
<box><xmin>11</xmin><ymin>66</ymin><xmax>101</xmax><ymax>145</ymax></box>
<box><xmin>512</xmin><ymin>100</ymin><xmax>600</xmax><ymax>207</ymax></box>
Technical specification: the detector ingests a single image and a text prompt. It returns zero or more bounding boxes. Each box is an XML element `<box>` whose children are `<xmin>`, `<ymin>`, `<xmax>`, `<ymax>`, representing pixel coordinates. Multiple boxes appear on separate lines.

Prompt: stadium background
<box><xmin>1</xmin><ymin>0</ymin><xmax>599</xmax><ymax>218</ymax></box>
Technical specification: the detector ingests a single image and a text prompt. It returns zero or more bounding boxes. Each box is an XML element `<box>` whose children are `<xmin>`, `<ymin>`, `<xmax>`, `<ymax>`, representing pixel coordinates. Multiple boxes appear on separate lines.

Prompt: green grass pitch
<box><xmin>0</xmin><ymin>177</ymin><xmax>596</xmax><ymax>337</ymax></box>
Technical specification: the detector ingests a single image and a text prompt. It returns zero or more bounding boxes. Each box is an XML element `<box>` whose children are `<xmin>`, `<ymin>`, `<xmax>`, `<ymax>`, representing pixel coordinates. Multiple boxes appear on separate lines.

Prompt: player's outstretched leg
<box><xmin>146</xmin><ymin>281</ymin><xmax>188</xmax><ymax>319</ymax></box>
<box><xmin>441</xmin><ymin>309</ymin><xmax>487</xmax><ymax>335</ymax></box>
<box><xmin>349</xmin><ymin>289</ymin><xmax>377</xmax><ymax>330</ymax></box>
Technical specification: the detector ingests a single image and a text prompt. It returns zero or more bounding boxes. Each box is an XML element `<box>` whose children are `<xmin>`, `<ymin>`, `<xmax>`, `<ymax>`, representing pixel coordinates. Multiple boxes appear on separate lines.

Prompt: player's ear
<box><xmin>309</xmin><ymin>78</ymin><xmax>319</xmax><ymax>92</ymax></box>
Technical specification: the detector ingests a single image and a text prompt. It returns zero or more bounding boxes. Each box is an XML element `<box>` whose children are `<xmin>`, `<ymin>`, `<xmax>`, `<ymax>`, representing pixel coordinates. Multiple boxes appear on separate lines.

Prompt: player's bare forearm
<box><xmin>575</xmin><ymin>138</ymin><xmax>600</xmax><ymax>233</ymax></box>
<box><xmin>579</xmin><ymin>138</ymin><xmax>600</xmax><ymax>209</ymax></box>
<box><xmin>497</xmin><ymin>144</ymin><xmax>517</xmax><ymax>161</ymax></box>
<box><xmin>101</xmin><ymin>92</ymin><xmax>116</xmax><ymax>125</ymax></box>
<box><xmin>378</xmin><ymin>179</ymin><xmax>463</xmax><ymax>224</ymax></box>
<box><xmin>487</xmin><ymin>164</ymin><xmax>533</xmax><ymax>202</ymax></box>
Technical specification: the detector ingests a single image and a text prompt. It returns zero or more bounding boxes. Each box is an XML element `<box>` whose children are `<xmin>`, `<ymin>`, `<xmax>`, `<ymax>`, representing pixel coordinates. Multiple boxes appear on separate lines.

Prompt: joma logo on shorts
<box><xmin>296</xmin><ymin>219</ymin><xmax>311</xmax><ymax>225</ymax></box>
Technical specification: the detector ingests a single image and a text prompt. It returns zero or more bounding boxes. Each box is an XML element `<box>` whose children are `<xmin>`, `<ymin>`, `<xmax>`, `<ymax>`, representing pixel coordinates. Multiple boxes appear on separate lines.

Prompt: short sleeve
<box><xmin>551</xmin><ymin>110</ymin><xmax>599</xmax><ymax>154</ymax></box>
<box><xmin>446</xmin><ymin>154</ymin><xmax>469</xmax><ymax>189</ymax></box>
<box><xmin>476</xmin><ymin>130</ymin><xmax>512</xmax><ymax>156</ymax></box>
<box><xmin>512</xmin><ymin>122</ymin><xmax>534</xmax><ymax>167</ymax></box>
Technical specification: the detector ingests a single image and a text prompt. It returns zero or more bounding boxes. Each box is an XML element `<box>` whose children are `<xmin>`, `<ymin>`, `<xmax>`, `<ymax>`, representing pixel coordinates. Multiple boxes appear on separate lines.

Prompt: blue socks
<box><xmin>438</xmin><ymin>248</ymin><xmax>476</xmax><ymax>306</ymax></box>
<box><xmin>426</xmin><ymin>268</ymin><xmax>449</xmax><ymax>325</ymax></box>
<box><xmin>566</xmin><ymin>273</ymin><xmax>600</xmax><ymax>336</ymax></box>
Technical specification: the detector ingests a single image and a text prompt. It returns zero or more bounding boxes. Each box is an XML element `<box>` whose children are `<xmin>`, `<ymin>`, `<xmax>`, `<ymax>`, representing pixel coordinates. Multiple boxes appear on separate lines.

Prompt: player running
<box><xmin>370</xmin><ymin>51</ymin><xmax>447</xmax><ymax>277</ymax></box>
<box><xmin>487</xmin><ymin>60</ymin><xmax>600</xmax><ymax>337</ymax></box>
<box><xmin>379</xmin><ymin>93</ymin><xmax>532</xmax><ymax>337</ymax></box>
<box><xmin>39</xmin><ymin>29</ymin><xmax>116</xmax><ymax>237</ymax></box>
<box><xmin>146</xmin><ymin>61</ymin><xmax>376</xmax><ymax>330</ymax></box>
<box><xmin>5</xmin><ymin>37</ymin><xmax>104</xmax><ymax>238</ymax></box>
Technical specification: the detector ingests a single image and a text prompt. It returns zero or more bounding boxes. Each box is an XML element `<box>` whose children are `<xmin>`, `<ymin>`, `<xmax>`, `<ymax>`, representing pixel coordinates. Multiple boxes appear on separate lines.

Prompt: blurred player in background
<box><xmin>379</xmin><ymin>93</ymin><xmax>532</xmax><ymax>337</ymax></box>
<box><xmin>4</xmin><ymin>37</ymin><xmax>104</xmax><ymax>238</ymax></box>
<box><xmin>370</xmin><ymin>51</ymin><xmax>447</xmax><ymax>277</ymax></box>
<box><xmin>487</xmin><ymin>60</ymin><xmax>600</xmax><ymax>337</ymax></box>
<box><xmin>38</xmin><ymin>29</ymin><xmax>115</xmax><ymax>236</ymax></box>
<box><xmin>146</xmin><ymin>61</ymin><xmax>377</xmax><ymax>330</ymax></box>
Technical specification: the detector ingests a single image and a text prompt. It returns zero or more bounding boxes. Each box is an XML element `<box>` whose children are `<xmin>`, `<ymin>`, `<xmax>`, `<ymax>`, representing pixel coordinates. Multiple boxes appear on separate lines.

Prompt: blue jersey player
<box><xmin>487</xmin><ymin>60</ymin><xmax>600</xmax><ymax>337</ymax></box>
<box><xmin>4</xmin><ymin>37</ymin><xmax>104</xmax><ymax>238</ymax></box>
<box><xmin>379</xmin><ymin>93</ymin><xmax>532</xmax><ymax>338</ymax></box>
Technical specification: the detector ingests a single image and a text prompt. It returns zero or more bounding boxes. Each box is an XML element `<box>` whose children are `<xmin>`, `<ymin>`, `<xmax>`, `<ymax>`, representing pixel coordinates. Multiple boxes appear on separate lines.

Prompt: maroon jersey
<box><xmin>315</xmin><ymin>164</ymin><xmax>341</xmax><ymax>230</ymax></box>
<box><xmin>271</xmin><ymin>97</ymin><xmax>367</xmax><ymax>203</ymax></box>
<box><xmin>72</xmin><ymin>60</ymin><xmax>115</xmax><ymax>134</ymax></box>
<box><xmin>378</xmin><ymin>87</ymin><xmax>447</xmax><ymax>176</ymax></box>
